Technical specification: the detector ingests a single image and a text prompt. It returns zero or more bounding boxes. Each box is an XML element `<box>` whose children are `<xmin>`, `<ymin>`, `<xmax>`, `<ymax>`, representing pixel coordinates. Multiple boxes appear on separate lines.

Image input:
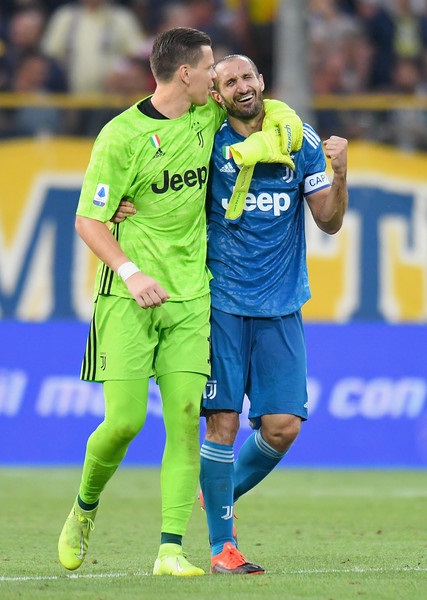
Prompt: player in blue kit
<box><xmin>199</xmin><ymin>54</ymin><xmax>348</xmax><ymax>574</ymax></box>
<box><xmin>113</xmin><ymin>52</ymin><xmax>347</xmax><ymax>574</ymax></box>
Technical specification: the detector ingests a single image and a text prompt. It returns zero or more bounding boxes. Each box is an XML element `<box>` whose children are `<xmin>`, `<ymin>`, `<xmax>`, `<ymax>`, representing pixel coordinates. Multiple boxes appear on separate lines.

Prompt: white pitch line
<box><xmin>284</xmin><ymin>567</ymin><xmax>427</xmax><ymax>574</ymax></box>
<box><xmin>0</xmin><ymin>572</ymin><xmax>148</xmax><ymax>582</ymax></box>
<box><xmin>1</xmin><ymin>567</ymin><xmax>427</xmax><ymax>582</ymax></box>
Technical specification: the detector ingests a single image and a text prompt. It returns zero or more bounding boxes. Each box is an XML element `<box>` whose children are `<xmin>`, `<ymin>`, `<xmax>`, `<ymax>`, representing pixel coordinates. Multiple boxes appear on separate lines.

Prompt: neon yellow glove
<box><xmin>224</xmin><ymin>165</ymin><xmax>255</xmax><ymax>222</ymax></box>
<box><xmin>226</xmin><ymin>129</ymin><xmax>294</xmax><ymax>222</ymax></box>
<box><xmin>230</xmin><ymin>128</ymin><xmax>295</xmax><ymax>170</ymax></box>
<box><xmin>262</xmin><ymin>98</ymin><xmax>303</xmax><ymax>154</ymax></box>
<box><xmin>225</xmin><ymin>99</ymin><xmax>303</xmax><ymax>223</ymax></box>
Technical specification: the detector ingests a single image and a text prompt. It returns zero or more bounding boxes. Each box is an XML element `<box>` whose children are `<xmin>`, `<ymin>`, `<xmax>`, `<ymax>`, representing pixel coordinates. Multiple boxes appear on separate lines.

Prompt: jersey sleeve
<box><xmin>301</xmin><ymin>123</ymin><xmax>331</xmax><ymax>196</ymax></box>
<box><xmin>75</xmin><ymin>124</ymin><xmax>135</xmax><ymax>222</ymax></box>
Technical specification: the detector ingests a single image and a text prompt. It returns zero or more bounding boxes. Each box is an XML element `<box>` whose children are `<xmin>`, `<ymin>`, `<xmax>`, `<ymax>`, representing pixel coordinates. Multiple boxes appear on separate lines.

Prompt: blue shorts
<box><xmin>202</xmin><ymin>308</ymin><xmax>308</xmax><ymax>422</ymax></box>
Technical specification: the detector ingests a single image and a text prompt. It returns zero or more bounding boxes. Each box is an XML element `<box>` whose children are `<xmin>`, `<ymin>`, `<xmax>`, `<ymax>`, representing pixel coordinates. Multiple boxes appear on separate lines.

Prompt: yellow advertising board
<box><xmin>0</xmin><ymin>138</ymin><xmax>426</xmax><ymax>322</ymax></box>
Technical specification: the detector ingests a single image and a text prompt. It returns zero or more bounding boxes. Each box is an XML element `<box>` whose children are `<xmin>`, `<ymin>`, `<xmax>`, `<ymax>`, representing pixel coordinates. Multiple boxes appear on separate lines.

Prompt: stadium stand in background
<box><xmin>0</xmin><ymin>0</ymin><xmax>426</xmax><ymax>147</ymax></box>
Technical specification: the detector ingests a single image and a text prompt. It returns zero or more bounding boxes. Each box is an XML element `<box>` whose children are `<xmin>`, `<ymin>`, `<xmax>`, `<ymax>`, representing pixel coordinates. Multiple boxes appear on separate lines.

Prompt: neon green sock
<box><xmin>158</xmin><ymin>372</ymin><xmax>207</xmax><ymax>536</ymax></box>
<box><xmin>79</xmin><ymin>378</ymin><xmax>149</xmax><ymax>504</ymax></box>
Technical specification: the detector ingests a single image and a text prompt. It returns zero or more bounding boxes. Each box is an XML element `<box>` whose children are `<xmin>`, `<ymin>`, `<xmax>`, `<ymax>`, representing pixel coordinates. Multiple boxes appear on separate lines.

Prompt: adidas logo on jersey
<box><xmin>154</xmin><ymin>148</ymin><xmax>165</xmax><ymax>158</ymax></box>
<box><xmin>220</xmin><ymin>163</ymin><xmax>236</xmax><ymax>174</ymax></box>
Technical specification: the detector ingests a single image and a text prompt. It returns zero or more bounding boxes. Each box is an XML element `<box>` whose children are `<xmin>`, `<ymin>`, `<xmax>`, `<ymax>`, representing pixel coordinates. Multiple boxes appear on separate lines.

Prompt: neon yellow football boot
<box><xmin>153</xmin><ymin>543</ymin><xmax>205</xmax><ymax>576</ymax></box>
<box><xmin>58</xmin><ymin>498</ymin><xmax>98</xmax><ymax>570</ymax></box>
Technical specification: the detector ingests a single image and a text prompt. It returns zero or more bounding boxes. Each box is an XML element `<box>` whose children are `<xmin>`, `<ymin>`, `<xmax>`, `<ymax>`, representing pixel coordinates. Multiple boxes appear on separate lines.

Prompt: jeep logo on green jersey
<box><xmin>151</xmin><ymin>167</ymin><xmax>208</xmax><ymax>193</ymax></box>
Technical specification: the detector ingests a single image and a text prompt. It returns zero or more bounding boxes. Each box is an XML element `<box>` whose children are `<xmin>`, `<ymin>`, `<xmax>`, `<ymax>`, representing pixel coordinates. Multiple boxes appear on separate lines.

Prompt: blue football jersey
<box><xmin>207</xmin><ymin>121</ymin><xmax>331</xmax><ymax>317</ymax></box>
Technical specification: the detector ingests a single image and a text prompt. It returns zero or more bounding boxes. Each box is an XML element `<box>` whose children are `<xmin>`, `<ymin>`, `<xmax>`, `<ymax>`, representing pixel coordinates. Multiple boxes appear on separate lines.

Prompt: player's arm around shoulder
<box><xmin>306</xmin><ymin>135</ymin><xmax>348</xmax><ymax>235</ymax></box>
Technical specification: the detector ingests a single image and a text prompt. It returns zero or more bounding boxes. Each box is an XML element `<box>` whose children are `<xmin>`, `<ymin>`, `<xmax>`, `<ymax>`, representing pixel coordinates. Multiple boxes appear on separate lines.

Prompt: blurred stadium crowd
<box><xmin>0</xmin><ymin>0</ymin><xmax>427</xmax><ymax>148</ymax></box>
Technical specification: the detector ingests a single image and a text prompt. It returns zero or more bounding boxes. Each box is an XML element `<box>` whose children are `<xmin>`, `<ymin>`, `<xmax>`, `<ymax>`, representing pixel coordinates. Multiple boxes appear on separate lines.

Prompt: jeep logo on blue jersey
<box><xmin>221</xmin><ymin>191</ymin><xmax>291</xmax><ymax>217</ymax></box>
<box><xmin>152</xmin><ymin>167</ymin><xmax>208</xmax><ymax>193</ymax></box>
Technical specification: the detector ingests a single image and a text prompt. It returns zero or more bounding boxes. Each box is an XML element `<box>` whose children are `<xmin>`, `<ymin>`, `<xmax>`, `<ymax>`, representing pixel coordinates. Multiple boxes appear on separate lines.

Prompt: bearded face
<box><xmin>214</xmin><ymin>57</ymin><xmax>265</xmax><ymax>121</ymax></box>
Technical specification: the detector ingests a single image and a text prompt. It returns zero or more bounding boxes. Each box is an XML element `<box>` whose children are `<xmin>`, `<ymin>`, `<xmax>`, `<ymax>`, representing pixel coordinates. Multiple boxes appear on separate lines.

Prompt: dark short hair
<box><xmin>150</xmin><ymin>27</ymin><xmax>212</xmax><ymax>82</ymax></box>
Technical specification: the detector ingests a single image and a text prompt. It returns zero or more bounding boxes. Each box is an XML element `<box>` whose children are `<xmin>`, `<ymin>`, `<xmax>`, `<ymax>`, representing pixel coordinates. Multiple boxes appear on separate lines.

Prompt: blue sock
<box><xmin>234</xmin><ymin>429</ymin><xmax>286</xmax><ymax>502</ymax></box>
<box><xmin>200</xmin><ymin>440</ymin><xmax>235</xmax><ymax>556</ymax></box>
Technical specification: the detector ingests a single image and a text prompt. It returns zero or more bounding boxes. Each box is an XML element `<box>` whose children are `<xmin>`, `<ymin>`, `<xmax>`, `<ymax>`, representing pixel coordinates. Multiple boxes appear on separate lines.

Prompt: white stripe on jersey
<box><xmin>303</xmin><ymin>124</ymin><xmax>321</xmax><ymax>149</ymax></box>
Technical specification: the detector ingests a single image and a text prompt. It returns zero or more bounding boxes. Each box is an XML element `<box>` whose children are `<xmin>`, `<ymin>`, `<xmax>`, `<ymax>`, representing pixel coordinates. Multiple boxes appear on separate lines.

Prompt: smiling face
<box><xmin>212</xmin><ymin>56</ymin><xmax>265</xmax><ymax>120</ymax></box>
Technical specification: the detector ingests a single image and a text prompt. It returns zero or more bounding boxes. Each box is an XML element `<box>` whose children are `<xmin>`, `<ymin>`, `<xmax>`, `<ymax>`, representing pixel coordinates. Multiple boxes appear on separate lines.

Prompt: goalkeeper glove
<box><xmin>225</xmin><ymin>99</ymin><xmax>303</xmax><ymax>223</ymax></box>
<box><xmin>262</xmin><ymin>98</ymin><xmax>303</xmax><ymax>154</ymax></box>
<box><xmin>230</xmin><ymin>128</ymin><xmax>295</xmax><ymax>170</ymax></box>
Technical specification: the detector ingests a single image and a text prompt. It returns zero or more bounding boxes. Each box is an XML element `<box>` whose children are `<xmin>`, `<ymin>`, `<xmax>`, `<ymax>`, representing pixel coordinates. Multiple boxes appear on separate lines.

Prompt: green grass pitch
<box><xmin>1</xmin><ymin>468</ymin><xmax>426</xmax><ymax>599</ymax></box>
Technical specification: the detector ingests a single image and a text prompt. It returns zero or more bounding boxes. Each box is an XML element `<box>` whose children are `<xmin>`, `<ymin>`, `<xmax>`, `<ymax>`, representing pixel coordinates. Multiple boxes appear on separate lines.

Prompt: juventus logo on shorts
<box><xmin>203</xmin><ymin>379</ymin><xmax>217</xmax><ymax>400</ymax></box>
<box><xmin>100</xmin><ymin>353</ymin><xmax>107</xmax><ymax>371</ymax></box>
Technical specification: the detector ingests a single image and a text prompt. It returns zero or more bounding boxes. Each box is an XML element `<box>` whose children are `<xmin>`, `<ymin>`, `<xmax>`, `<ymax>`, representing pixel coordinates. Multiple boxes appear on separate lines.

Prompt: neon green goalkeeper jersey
<box><xmin>76</xmin><ymin>96</ymin><xmax>225</xmax><ymax>301</ymax></box>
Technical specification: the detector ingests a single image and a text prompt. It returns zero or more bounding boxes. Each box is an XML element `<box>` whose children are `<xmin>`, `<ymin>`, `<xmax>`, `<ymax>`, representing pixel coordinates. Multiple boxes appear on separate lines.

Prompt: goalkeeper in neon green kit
<box><xmin>58</xmin><ymin>27</ymin><xmax>302</xmax><ymax>576</ymax></box>
<box><xmin>58</xmin><ymin>27</ymin><xmax>222</xmax><ymax>577</ymax></box>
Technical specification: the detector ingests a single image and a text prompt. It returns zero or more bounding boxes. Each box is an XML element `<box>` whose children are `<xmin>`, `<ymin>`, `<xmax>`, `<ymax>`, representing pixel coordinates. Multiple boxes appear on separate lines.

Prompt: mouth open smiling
<box><xmin>236</xmin><ymin>93</ymin><xmax>255</xmax><ymax>104</ymax></box>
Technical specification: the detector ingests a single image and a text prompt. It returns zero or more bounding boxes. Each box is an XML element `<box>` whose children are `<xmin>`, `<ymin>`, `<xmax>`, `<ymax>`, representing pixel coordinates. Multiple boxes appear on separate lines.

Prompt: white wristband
<box><xmin>117</xmin><ymin>261</ymin><xmax>140</xmax><ymax>281</ymax></box>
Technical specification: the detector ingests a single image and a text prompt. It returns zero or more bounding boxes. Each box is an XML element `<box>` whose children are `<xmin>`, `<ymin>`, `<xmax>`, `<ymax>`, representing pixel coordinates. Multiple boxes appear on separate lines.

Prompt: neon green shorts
<box><xmin>81</xmin><ymin>293</ymin><xmax>211</xmax><ymax>382</ymax></box>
